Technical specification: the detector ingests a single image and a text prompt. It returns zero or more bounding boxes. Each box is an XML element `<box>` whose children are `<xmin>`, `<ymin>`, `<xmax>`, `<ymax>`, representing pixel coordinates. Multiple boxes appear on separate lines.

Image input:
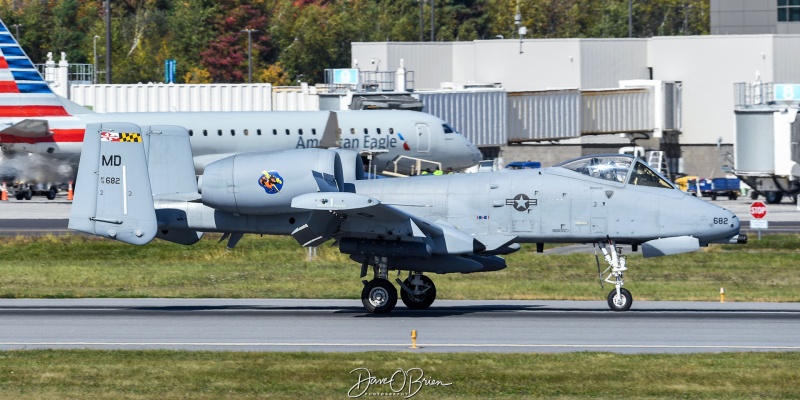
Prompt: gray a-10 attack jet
<box><xmin>69</xmin><ymin>123</ymin><xmax>746</xmax><ymax>313</ymax></box>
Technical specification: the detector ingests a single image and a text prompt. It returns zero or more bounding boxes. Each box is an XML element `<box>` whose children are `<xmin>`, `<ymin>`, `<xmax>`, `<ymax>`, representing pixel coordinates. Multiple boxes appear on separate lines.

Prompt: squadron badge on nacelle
<box><xmin>258</xmin><ymin>170</ymin><xmax>284</xmax><ymax>194</ymax></box>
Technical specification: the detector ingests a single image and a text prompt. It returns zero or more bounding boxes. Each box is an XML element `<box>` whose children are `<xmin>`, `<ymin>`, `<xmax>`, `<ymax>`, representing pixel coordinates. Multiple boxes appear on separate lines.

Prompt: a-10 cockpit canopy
<box><xmin>555</xmin><ymin>154</ymin><xmax>674</xmax><ymax>189</ymax></box>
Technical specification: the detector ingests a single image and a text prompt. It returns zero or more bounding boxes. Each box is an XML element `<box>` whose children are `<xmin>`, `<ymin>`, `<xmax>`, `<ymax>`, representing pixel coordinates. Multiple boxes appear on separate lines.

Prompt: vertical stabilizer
<box><xmin>0</xmin><ymin>19</ymin><xmax>70</xmax><ymax>117</ymax></box>
<box><xmin>68</xmin><ymin>122</ymin><xmax>157</xmax><ymax>245</ymax></box>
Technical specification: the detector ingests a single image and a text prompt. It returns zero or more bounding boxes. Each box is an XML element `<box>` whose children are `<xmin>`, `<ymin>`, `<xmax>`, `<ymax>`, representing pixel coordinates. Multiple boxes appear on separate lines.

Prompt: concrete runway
<box><xmin>0</xmin><ymin>299</ymin><xmax>798</xmax><ymax>353</ymax></box>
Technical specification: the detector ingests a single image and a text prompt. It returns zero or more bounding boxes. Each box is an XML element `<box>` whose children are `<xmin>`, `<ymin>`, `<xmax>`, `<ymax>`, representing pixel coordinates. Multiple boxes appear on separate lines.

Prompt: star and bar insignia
<box><xmin>505</xmin><ymin>193</ymin><xmax>537</xmax><ymax>212</ymax></box>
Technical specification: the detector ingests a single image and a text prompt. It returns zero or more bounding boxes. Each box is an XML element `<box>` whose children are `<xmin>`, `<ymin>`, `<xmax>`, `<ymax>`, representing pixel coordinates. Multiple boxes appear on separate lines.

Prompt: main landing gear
<box><xmin>359</xmin><ymin>257</ymin><xmax>437</xmax><ymax>313</ymax></box>
<box><xmin>596</xmin><ymin>240</ymin><xmax>633</xmax><ymax>312</ymax></box>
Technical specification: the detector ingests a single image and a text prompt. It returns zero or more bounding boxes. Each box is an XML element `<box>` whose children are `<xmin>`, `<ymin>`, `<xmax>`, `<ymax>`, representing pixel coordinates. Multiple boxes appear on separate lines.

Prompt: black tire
<box><xmin>15</xmin><ymin>192</ymin><xmax>24</xmax><ymax>200</ymax></box>
<box><xmin>765</xmin><ymin>192</ymin><xmax>783</xmax><ymax>204</ymax></box>
<box><xmin>361</xmin><ymin>279</ymin><xmax>397</xmax><ymax>314</ymax></box>
<box><xmin>710</xmin><ymin>193</ymin><xmax>717</xmax><ymax>201</ymax></box>
<box><xmin>750</xmin><ymin>191</ymin><xmax>759</xmax><ymax>200</ymax></box>
<box><xmin>400</xmin><ymin>275</ymin><xmax>437</xmax><ymax>310</ymax></box>
<box><xmin>607</xmin><ymin>288</ymin><xmax>633</xmax><ymax>312</ymax></box>
<box><xmin>728</xmin><ymin>192</ymin><xmax>738</xmax><ymax>201</ymax></box>
<box><xmin>23</xmin><ymin>188</ymin><xmax>32</xmax><ymax>200</ymax></box>
<box><xmin>46</xmin><ymin>186</ymin><xmax>57</xmax><ymax>200</ymax></box>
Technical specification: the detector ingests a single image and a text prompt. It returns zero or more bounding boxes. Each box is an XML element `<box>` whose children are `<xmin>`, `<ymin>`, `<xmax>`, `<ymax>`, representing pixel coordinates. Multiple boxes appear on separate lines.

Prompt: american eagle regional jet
<box><xmin>0</xmin><ymin>19</ymin><xmax>481</xmax><ymax>175</ymax></box>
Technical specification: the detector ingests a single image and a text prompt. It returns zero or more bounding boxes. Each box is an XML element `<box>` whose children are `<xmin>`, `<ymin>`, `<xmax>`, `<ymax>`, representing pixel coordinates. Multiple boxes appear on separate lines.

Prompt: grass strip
<box><xmin>0</xmin><ymin>234</ymin><xmax>798</xmax><ymax>302</ymax></box>
<box><xmin>0</xmin><ymin>350</ymin><xmax>798</xmax><ymax>399</ymax></box>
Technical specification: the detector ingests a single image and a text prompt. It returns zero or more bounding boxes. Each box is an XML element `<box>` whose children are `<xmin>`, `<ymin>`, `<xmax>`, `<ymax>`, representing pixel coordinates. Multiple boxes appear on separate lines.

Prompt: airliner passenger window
<box><xmin>285</xmin><ymin>129</ymin><xmax>290</xmax><ymax>135</ymax></box>
<box><xmin>364</xmin><ymin>128</ymin><xmax>368</xmax><ymax>135</ymax></box>
<box><xmin>203</xmin><ymin>130</ymin><xmax>208</xmax><ymax>136</ymax></box>
<box><xmin>257</xmin><ymin>129</ymin><xmax>262</xmax><ymax>136</ymax></box>
<box><xmin>272</xmin><ymin>129</ymin><xmax>277</xmax><ymax>135</ymax></box>
<box><xmin>350</xmin><ymin>128</ymin><xmax>355</xmax><ymax>135</ymax></box>
<box><xmin>377</xmin><ymin>128</ymin><xmax>381</xmax><ymax>135</ymax></box>
<box><xmin>299</xmin><ymin>129</ymin><xmax>303</xmax><ymax>135</ymax></box>
<box><xmin>389</xmin><ymin>128</ymin><xmax>394</xmax><ymax>134</ymax></box>
<box><xmin>244</xmin><ymin>129</ymin><xmax>249</xmax><ymax>136</ymax></box>
<box><xmin>312</xmin><ymin>129</ymin><xmax>317</xmax><ymax>135</ymax></box>
<box><xmin>230</xmin><ymin>129</ymin><xmax>235</xmax><ymax>136</ymax></box>
<box><xmin>217</xmin><ymin>129</ymin><xmax>222</xmax><ymax>136</ymax></box>
<box><xmin>188</xmin><ymin>130</ymin><xmax>193</xmax><ymax>136</ymax></box>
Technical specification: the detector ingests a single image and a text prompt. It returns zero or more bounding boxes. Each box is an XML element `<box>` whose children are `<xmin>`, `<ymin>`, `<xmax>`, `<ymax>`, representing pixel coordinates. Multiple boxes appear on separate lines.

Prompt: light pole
<box><xmin>419</xmin><ymin>0</ymin><xmax>424</xmax><ymax>41</ymax></box>
<box><xmin>628</xmin><ymin>0</ymin><xmax>633</xmax><ymax>38</ymax></box>
<box><xmin>105</xmin><ymin>0</ymin><xmax>111</xmax><ymax>83</ymax></box>
<box><xmin>93</xmin><ymin>35</ymin><xmax>100</xmax><ymax>84</ymax></box>
<box><xmin>10</xmin><ymin>23</ymin><xmax>22</xmax><ymax>40</ymax></box>
<box><xmin>430</xmin><ymin>0</ymin><xmax>435</xmax><ymax>41</ymax></box>
<box><xmin>241</xmin><ymin>28</ymin><xmax>258</xmax><ymax>83</ymax></box>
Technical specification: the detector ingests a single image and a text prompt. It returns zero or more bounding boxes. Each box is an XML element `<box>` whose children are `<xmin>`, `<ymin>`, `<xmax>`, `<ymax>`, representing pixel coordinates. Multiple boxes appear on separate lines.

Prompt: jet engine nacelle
<box><xmin>200</xmin><ymin>149</ymin><xmax>344</xmax><ymax>215</ymax></box>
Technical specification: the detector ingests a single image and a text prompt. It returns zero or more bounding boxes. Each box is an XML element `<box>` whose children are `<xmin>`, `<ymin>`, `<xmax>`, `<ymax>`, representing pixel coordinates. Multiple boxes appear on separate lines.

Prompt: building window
<box><xmin>778</xmin><ymin>0</ymin><xmax>800</xmax><ymax>22</ymax></box>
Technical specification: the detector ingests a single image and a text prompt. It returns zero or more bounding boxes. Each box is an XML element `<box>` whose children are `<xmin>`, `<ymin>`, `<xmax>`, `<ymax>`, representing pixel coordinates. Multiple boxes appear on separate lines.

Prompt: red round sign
<box><xmin>750</xmin><ymin>201</ymin><xmax>767</xmax><ymax>219</ymax></box>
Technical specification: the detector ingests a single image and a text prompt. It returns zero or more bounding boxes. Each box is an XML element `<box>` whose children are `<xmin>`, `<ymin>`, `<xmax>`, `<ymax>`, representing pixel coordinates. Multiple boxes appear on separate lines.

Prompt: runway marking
<box><xmin>1</xmin><ymin>342</ymin><xmax>799</xmax><ymax>350</ymax></box>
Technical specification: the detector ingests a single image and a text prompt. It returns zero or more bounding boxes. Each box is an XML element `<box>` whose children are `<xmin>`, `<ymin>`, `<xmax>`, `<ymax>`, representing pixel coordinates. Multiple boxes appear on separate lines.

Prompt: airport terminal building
<box><xmin>352</xmin><ymin>15</ymin><xmax>800</xmax><ymax>177</ymax></box>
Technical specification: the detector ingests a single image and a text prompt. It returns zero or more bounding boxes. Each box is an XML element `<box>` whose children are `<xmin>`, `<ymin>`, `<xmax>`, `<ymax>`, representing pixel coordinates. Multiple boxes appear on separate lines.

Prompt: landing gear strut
<box><xmin>596</xmin><ymin>240</ymin><xmax>633</xmax><ymax>312</ymax></box>
<box><xmin>360</xmin><ymin>256</ymin><xmax>398</xmax><ymax>313</ymax></box>
<box><xmin>358</xmin><ymin>258</ymin><xmax>438</xmax><ymax>313</ymax></box>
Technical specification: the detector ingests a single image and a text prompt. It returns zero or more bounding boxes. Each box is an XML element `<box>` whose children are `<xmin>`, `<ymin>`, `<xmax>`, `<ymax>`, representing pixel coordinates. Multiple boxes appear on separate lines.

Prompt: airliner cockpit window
<box><xmin>628</xmin><ymin>161</ymin><xmax>674</xmax><ymax>189</ymax></box>
<box><xmin>443</xmin><ymin>124</ymin><xmax>457</xmax><ymax>134</ymax></box>
<box><xmin>556</xmin><ymin>155</ymin><xmax>633</xmax><ymax>183</ymax></box>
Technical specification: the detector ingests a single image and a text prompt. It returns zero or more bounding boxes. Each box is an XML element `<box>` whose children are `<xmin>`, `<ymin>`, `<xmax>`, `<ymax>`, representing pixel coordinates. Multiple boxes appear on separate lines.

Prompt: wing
<box><xmin>290</xmin><ymin>192</ymin><xmax>484</xmax><ymax>256</ymax></box>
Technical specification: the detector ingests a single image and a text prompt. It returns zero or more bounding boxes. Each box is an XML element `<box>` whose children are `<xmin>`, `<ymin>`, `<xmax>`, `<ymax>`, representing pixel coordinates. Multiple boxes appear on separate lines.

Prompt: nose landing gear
<box><xmin>596</xmin><ymin>239</ymin><xmax>633</xmax><ymax>312</ymax></box>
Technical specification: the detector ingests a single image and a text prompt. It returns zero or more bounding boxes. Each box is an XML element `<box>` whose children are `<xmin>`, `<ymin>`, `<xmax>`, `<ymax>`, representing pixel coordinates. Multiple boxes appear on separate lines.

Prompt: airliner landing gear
<box><xmin>596</xmin><ymin>240</ymin><xmax>633</xmax><ymax>312</ymax></box>
<box><xmin>360</xmin><ymin>257</ymin><xmax>398</xmax><ymax>314</ymax></box>
<box><xmin>398</xmin><ymin>272</ymin><xmax>437</xmax><ymax>310</ymax></box>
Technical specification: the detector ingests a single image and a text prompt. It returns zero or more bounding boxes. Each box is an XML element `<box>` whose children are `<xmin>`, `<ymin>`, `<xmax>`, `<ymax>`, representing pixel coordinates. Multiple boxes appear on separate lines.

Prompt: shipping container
<box><xmin>70</xmin><ymin>83</ymin><xmax>273</xmax><ymax>113</ymax></box>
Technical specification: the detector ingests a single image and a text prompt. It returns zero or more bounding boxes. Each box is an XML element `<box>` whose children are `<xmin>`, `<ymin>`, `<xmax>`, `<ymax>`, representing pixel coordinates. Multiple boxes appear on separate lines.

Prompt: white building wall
<box><xmin>451</xmin><ymin>42</ymin><xmax>476</xmax><ymax>84</ymax></box>
<box><xmin>353</xmin><ymin>42</ymin><xmax>455</xmax><ymax>90</ymax></box>
<box><xmin>470</xmin><ymin>39</ymin><xmax>583</xmax><ymax>91</ymax></box>
<box><xmin>773</xmin><ymin>36</ymin><xmax>800</xmax><ymax>83</ymax></box>
<box><xmin>648</xmin><ymin>35</ymin><xmax>775</xmax><ymax>144</ymax></box>
<box><xmin>579</xmin><ymin>39</ymin><xmax>649</xmax><ymax>89</ymax></box>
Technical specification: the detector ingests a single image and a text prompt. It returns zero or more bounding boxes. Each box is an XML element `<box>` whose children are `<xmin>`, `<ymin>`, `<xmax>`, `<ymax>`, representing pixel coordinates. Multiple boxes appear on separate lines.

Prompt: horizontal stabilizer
<box><xmin>0</xmin><ymin>119</ymin><xmax>51</xmax><ymax>138</ymax></box>
<box><xmin>641</xmin><ymin>236</ymin><xmax>700</xmax><ymax>258</ymax></box>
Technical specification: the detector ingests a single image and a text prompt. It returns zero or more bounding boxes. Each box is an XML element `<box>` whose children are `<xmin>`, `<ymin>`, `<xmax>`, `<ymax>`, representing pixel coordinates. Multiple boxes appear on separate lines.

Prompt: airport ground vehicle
<box><xmin>677</xmin><ymin>177</ymin><xmax>740</xmax><ymax>200</ymax></box>
<box><xmin>10</xmin><ymin>182</ymin><xmax>59</xmax><ymax>200</ymax></box>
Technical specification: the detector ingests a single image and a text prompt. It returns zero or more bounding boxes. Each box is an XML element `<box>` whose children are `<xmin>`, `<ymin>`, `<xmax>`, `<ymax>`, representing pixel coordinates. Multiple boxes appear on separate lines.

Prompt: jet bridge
<box><xmin>732</xmin><ymin>82</ymin><xmax>800</xmax><ymax>204</ymax></box>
